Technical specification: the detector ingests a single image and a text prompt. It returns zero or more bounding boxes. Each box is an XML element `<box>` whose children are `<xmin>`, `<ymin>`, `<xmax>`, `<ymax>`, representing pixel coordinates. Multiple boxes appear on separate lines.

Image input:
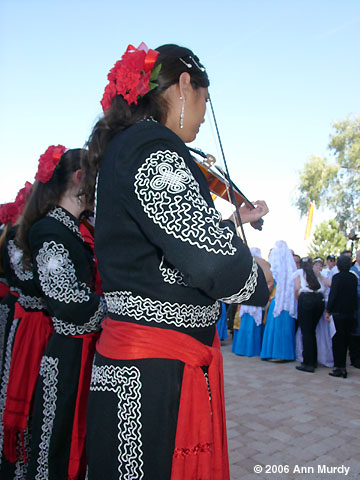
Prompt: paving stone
<box><xmin>220</xmin><ymin>337</ymin><xmax>360</xmax><ymax>479</ymax></box>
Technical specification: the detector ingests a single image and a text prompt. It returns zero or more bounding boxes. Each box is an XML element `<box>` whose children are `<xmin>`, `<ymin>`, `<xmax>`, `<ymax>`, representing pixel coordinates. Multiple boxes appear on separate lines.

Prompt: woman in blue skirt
<box><xmin>261</xmin><ymin>241</ymin><xmax>297</xmax><ymax>361</ymax></box>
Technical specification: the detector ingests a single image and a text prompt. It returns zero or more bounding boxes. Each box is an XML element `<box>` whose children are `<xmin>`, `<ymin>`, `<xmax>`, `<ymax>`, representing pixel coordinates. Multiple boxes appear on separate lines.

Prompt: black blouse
<box><xmin>2</xmin><ymin>225</ymin><xmax>46</xmax><ymax>312</ymax></box>
<box><xmin>95</xmin><ymin>120</ymin><xmax>269</xmax><ymax>334</ymax></box>
<box><xmin>29</xmin><ymin>207</ymin><xmax>106</xmax><ymax>335</ymax></box>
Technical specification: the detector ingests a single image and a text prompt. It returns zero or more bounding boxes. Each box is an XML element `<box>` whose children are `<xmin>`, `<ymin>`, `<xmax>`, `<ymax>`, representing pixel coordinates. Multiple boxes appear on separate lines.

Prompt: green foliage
<box><xmin>308</xmin><ymin>219</ymin><xmax>347</xmax><ymax>259</ymax></box>
<box><xmin>296</xmin><ymin>115</ymin><xmax>360</xmax><ymax>234</ymax></box>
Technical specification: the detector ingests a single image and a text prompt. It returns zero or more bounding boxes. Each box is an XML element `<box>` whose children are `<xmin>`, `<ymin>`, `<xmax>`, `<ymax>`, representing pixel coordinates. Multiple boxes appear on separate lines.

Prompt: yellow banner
<box><xmin>304</xmin><ymin>203</ymin><xmax>314</xmax><ymax>240</ymax></box>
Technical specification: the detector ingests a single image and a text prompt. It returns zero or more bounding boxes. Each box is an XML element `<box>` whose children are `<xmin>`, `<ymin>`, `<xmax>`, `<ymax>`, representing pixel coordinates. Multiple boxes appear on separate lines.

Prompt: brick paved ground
<box><xmin>222</xmin><ymin>337</ymin><xmax>360</xmax><ymax>480</ymax></box>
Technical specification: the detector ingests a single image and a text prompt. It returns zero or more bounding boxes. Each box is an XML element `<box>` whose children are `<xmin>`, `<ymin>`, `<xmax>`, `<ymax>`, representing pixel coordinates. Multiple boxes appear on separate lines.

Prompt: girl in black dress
<box><xmin>83</xmin><ymin>42</ymin><xmax>270</xmax><ymax>480</ymax></box>
<box><xmin>16</xmin><ymin>146</ymin><xmax>106</xmax><ymax>480</ymax></box>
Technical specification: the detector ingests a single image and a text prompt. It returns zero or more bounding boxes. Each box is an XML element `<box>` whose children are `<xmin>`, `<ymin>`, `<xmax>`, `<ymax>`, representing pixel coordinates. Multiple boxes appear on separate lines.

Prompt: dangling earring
<box><xmin>77</xmin><ymin>190</ymin><xmax>84</xmax><ymax>208</ymax></box>
<box><xmin>179</xmin><ymin>96</ymin><xmax>185</xmax><ymax>129</ymax></box>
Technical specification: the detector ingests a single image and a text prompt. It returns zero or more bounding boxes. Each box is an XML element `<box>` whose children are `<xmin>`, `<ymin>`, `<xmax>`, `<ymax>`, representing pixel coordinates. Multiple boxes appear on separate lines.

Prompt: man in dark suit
<box><xmin>325</xmin><ymin>254</ymin><xmax>358</xmax><ymax>378</ymax></box>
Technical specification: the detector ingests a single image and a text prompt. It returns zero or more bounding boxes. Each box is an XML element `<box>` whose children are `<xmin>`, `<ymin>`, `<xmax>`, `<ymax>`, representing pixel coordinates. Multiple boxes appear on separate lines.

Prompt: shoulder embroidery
<box><xmin>104</xmin><ymin>291</ymin><xmax>220</xmax><ymax>328</ymax></box>
<box><xmin>36</xmin><ymin>241</ymin><xmax>90</xmax><ymax>303</ymax></box>
<box><xmin>90</xmin><ymin>365</ymin><xmax>144</xmax><ymax>479</ymax></box>
<box><xmin>47</xmin><ymin>207</ymin><xmax>83</xmax><ymax>241</ymax></box>
<box><xmin>219</xmin><ymin>258</ymin><xmax>258</xmax><ymax>304</ymax></box>
<box><xmin>8</xmin><ymin>240</ymin><xmax>33</xmax><ymax>281</ymax></box>
<box><xmin>134</xmin><ymin>150</ymin><xmax>236</xmax><ymax>256</ymax></box>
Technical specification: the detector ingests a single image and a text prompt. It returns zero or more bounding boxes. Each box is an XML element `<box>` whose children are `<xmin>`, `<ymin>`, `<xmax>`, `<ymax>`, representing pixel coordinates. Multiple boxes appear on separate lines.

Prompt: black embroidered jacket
<box><xmin>29</xmin><ymin>207</ymin><xmax>106</xmax><ymax>335</ymax></box>
<box><xmin>95</xmin><ymin>120</ymin><xmax>269</xmax><ymax>333</ymax></box>
<box><xmin>2</xmin><ymin>226</ymin><xmax>46</xmax><ymax>312</ymax></box>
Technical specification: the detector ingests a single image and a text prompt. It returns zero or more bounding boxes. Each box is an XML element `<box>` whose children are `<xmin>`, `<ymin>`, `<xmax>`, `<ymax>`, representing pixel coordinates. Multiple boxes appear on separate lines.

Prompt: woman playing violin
<box><xmin>83</xmin><ymin>43</ymin><xmax>270</xmax><ymax>480</ymax></box>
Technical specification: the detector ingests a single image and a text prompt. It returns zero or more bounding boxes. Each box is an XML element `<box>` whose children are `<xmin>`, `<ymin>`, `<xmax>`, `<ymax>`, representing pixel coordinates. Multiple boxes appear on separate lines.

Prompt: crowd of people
<box><xmin>228</xmin><ymin>244</ymin><xmax>360</xmax><ymax>379</ymax></box>
<box><xmin>0</xmin><ymin>43</ymin><xmax>272</xmax><ymax>480</ymax></box>
<box><xmin>1</xmin><ymin>40</ymin><xmax>358</xmax><ymax>480</ymax></box>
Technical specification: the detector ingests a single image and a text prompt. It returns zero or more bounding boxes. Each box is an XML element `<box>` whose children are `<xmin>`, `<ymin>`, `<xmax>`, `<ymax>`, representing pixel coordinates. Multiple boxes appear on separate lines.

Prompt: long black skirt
<box><xmin>26</xmin><ymin>334</ymin><xmax>84</xmax><ymax>480</ymax></box>
<box><xmin>86</xmin><ymin>353</ymin><xmax>184</xmax><ymax>480</ymax></box>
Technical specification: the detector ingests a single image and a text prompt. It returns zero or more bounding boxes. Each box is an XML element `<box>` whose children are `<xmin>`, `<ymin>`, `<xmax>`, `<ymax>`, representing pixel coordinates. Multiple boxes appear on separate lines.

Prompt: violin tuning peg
<box><xmin>205</xmin><ymin>154</ymin><xmax>216</xmax><ymax>169</ymax></box>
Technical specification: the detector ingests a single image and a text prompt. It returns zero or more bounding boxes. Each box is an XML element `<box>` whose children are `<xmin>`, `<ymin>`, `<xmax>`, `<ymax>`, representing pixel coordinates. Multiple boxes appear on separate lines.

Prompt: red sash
<box><xmin>97</xmin><ymin>319</ymin><xmax>230</xmax><ymax>480</ymax></box>
<box><xmin>0</xmin><ymin>280</ymin><xmax>10</xmax><ymax>298</ymax></box>
<box><xmin>3</xmin><ymin>303</ymin><xmax>53</xmax><ymax>463</ymax></box>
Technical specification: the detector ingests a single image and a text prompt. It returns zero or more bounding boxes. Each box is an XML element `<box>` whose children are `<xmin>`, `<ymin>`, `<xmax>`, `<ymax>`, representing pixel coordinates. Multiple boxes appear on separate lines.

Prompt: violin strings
<box><xmin>208</xmin><ymin>96</ymin><xmax>248</xmax><ymax>245</ymax></box>
<box><xmin>205</xmin><ymin>109</ymin><xmax>237</xmax><ymax>225</ymax></box>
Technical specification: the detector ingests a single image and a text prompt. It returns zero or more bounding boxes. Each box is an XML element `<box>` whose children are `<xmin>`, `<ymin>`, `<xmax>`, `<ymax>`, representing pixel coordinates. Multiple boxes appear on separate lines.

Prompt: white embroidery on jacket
<box><xmin>159</xmin><ymin>256</ymin><xmax>188</xmax><ymax>286</ymax></box>
<box><xmin>35</xmin><ymin>356</ymin><xmax>59</xmax><ymax>480</ymax></box>
<box><xmin>8</xmin><ymin>240</ymin><xmax>33</xmax><ymax>280</ymax></box>
<box><xmin>47</xmin><ymin>207</ymin><xmax>83</xmax><ymax>241</ymax></box>
<box><xmin>18</xmin><ymin>293</ymin><xmax>46</xmax><ymax>311</ymax></box>
<box><xmin>0</xmin><ymin>319</ymin><xmax>20</xmax><ymax>464</ymax></box>
<box><xmin>90</xmin><ymin>365</ymin><xmax>144</xmax><ymax>480</ymax></box>
<box><xmin>219</xmin><ymin>258</ymin><xmax>258</xmax><ymax>304</ymax></box>
<box><xmin>52</xmin><ymin>298</ymin><xmax>107</xmax><ymax>335</ymax></box>
<box><xmin>104</xmin><ymin>291</ymin><xmax>220</xmax><ymax>328</ymax></box>
<box><xmin>134</xmin><ymin>150</ymin><xmax>236</xmax><ymax>255</ymax></box>
<box><xmin>36</xmin><ymin>241</ymin><xmax>90</xmax><ymax>303</ymax></box>
<box><xmin>0</xmin><ymin>304</ymin><xmax>10</xmax><ymax>375</ymax></box>
<box><xmin>13</xmin><ymin>424</ymin><xmax>31</xmax><ymax>478</ymax></box>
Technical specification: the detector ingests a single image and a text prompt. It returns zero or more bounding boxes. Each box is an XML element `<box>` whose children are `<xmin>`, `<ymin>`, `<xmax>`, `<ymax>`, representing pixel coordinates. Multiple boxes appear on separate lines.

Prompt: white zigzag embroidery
<box><xmin>134</xmin><ymin>150</ymin><xmax>236</xmax><ymax>256</ymax></box>
<box><xmin>47</xmin><ymin>207</ymin><xmax>83</xmax><ymax>241</ymax></box>
<box><xmin>158</xmin><ymin>256</ymin><xmax>188</xmax><ymax>286</ymax></box>
<box><xmin>0</xmin><ymin>304</ymin><xmax>10</xmax><ymax>375</ymax></box>
<box><xmin>18</xmin><ymin>293</ymin><xmax>46</xmax><ymax>310</ymax></box>
<box><xmin>36</xmin><ymin>241</ymin><xmax>90</xmax><ymax>303</ymax></box>
<box><xmin>52</xmin><ymin>297</ymin><xmax>107</xmax><ymax>335</ymax></box>
<box><xmin>104</xmin><ymin>291</ymin><xmax>220</xmax><ymax>328</ymax></box>
<box><xmin>0</xmin><ymin>319</ymin><xmax>20</xmax><ymax>465</ymax></box>
<box><xmin>8</xmin><ymin>240</ymin><xmax>33</xmax><ymax>281</ymax></box>
<box><xmin>35</xmin><ymin>356</ymin><xmax>59</xmax><ymax>480</ymax></box>
<box><xmin>220</xmin><ymin>258</ymin><xmax>258</xmax><ymax>304</ymax></box>
<box><xmin>90</xmin><ymin>365</ymin><xmax>144</xmax><ymax>480</ymax></box>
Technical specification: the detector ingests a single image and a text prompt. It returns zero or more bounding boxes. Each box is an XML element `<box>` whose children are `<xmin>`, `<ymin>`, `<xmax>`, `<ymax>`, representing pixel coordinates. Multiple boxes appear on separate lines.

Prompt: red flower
<box><xmin>0</xmin><ymin>202</ymin><xmax>19</xmax><ymax>225</ymax></box>
<box><xmin>14</xmin><ymin>182</ymin><xmax>32</xmax><ymax>214</ymax></box>
<box><xmin>35</xmin><ymin>145</ymin><xmax>67</xmax><ymax>183</ymax></box>
<box><xmin>0</xmin><ymin>182</ymin><xmax>33</xmax><ymax>225</ymax></box>
<box><xmin>100</xmin><ymin>82</ymin><xmax>117</xmax><ymax>112</ymax></box>
<box><xmin>100</xmin><ymin>42</ymin><xmax>160</xmax><ymax>111</ymax></box>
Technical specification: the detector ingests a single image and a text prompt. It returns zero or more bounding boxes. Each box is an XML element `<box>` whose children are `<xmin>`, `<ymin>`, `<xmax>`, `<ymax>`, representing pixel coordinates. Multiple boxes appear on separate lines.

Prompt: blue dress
<box><xmin>232</xmin><ymin>312</ymin><xmax>263</xmax><ymax>357</ymax></box>
<box><xmin>260</xmin><ymin>298</ymin><xmax>296</xmax><ymax>360</ymax></box>
<box><xmin>216</xmin><ymin>302</ymin><xmax>228</xmax><ymax>340</ymax></box>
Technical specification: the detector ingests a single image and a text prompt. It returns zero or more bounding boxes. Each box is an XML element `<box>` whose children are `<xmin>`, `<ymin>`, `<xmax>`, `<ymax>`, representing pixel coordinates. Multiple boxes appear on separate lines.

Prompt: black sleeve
<box><xmin>120</xmin><ymin>138</ymin><xmax>269</xmax><ymax>306</ymax></box>
<box><xmin>30</xmin><ymin>226</ymin><xmax>107</xmax><ymax>334</ymax></box>
<box><xmin>327</xmin><ymin>274</ymin><xmax>339</xmax><ymax>314</ymax></box>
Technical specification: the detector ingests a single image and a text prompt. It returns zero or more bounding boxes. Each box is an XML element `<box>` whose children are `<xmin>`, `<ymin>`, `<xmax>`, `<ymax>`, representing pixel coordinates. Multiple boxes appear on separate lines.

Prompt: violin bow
<box><xmin>208</xmin><ymin>96</ymin><xmax>248</xmax><ymax>245</ymax></box>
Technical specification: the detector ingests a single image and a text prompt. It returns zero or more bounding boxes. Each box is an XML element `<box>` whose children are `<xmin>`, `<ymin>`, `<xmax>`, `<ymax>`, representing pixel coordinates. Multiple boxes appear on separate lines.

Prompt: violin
<box><xmin>188</xmin><ymin>147</ymin><xmax>264</xmax><ymax>231</ymax></box>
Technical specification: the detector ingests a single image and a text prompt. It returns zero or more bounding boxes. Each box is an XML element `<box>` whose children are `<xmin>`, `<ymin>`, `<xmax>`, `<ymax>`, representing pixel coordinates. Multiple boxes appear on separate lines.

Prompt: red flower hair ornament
<box><xmin>0</xmin><ymin>181</ymin><xmax>32</xmax><ymax>225</ymax></box>
<box><xmin>101</xmin><ymin>42</ymin><xmax>161</xmax><ymax>111</ymax></box>
<box><xmin>35</xmin><ymin>145</ymin><xmax>67</xmax><ymax>183</ymax></box>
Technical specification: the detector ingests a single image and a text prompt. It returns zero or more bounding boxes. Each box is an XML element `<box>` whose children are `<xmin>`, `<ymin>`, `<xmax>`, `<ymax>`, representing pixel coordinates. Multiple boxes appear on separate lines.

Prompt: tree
<box><xmin>308</xmin><ymin>219</ymin><xmax>347</xmax><ymax>259</ymax></box>
<box><xmin>295</xmin><ymin>115</ymin><xmax>360</xmax><ymax>234</ymax></box>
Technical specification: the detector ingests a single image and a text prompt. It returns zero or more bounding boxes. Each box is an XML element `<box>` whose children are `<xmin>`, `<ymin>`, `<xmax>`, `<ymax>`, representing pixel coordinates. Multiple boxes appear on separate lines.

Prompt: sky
<box><xmin>1</xmin><ymin>0</ymin><xmax>359</xmax><ymax>257</ymax></box>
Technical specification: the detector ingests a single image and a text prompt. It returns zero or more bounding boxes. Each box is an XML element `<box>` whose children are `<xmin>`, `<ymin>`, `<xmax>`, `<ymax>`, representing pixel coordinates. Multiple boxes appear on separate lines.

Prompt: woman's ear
<box><xmin>178</xmin><ymin>72</ymin><xmax>191</xmax><ymax>99</ymax></box>
<box><xmin>72</xmin><ymin>169</ymin><xmax>83</xmax><ymax>187</ymax></box>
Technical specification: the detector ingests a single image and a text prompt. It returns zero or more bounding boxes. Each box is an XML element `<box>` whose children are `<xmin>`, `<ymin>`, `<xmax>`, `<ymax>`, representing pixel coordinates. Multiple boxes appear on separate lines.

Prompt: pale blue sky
<box><xmin>1</xmin><ymin>0</ymin><xmax>359</xmax><ymax>255</ymax></box>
